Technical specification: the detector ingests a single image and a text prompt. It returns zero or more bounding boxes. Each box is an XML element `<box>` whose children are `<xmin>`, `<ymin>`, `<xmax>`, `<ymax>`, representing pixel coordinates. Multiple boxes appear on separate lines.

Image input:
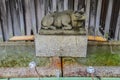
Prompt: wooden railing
<box><xmin>0</xmin><ymin>0</ymin><xmax>120</xmax><ymax>41</ymax></box>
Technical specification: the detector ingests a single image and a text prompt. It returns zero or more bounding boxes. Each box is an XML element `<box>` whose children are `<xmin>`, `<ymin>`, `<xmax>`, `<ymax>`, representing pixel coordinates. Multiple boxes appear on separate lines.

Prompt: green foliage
<box><xmin>0</xmin><ymin>53</ymin><xmax>50</xmax><ymax>67</ymax></box>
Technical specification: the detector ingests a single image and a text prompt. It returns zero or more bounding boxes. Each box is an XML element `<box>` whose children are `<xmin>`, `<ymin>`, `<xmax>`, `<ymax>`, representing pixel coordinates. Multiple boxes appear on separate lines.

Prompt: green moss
<box><xmin>67</xmin><ymin>46</ymin><xmax>120</xmax><ymax>66</ymax></box>
<box><xmin>0</xmin><ymin>43</ymin><xmax>120</xmax><ymax>67</ymax></box>
<box><xmin>0</xmin><ymin>53</ymin><xmax>50</xmax><ymax>67</ymax></box>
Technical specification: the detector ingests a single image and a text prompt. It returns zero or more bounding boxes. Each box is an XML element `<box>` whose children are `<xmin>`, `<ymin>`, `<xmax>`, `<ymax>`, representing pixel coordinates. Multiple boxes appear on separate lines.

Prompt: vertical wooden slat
<box><xmin>34</xmin><ymin>0</ymin><xmax>41</xmax><ymax>33</ymax></box>
<box><xmin>64</xmin><ymin>0</ymin><xmax>68</xmax><ymax>10</ymax></box>
<box><xmin>52</xmin><ymin>0</ymin><xmax>57</xmax><ymax>11</ymax></box>
<box><xmin>34</xmin><ymin>0</ymin><xmax>45</xmax><ymax>31</ymax></box>
<box><xmin>89</xmin><ymin>0</ymin><xmax>97</xmax><ymax>35</ymax></box>
<box><xmin>109</xmin><ymin>0</ymin><xmax>120</xmax><ymax>39</ymax></box>
<box><xmin>39</xmin><ymin>0</ymin><xmax>45</xmax><ymax>30</ymax></box>
<box><xmin>0</xmin><ymin>21</ymin><xmax>2</xmax><ymax>41</ymax></box>
<box><xmin>85</xmin><ymin>0</ymin><xmax>91</xmax><ymax>34</ymax></box>
<box><xmin>45</xmin><ymin>0</ymin><xmax>49</xmax><ymax>14</ymax></box>
<box><xmin>49</xmin><ymin>0</ymin><xmax>53</xmax><ymax>11</ymax></box>
<box><xmin>100</xmin><ymin>0</ymin><xmax>109</xmax><ymax>30</ymax></box>
<box><xmin>19</xmin><ymin>0</ymin><xmax>25</xmax><ymax>35</ymax></box>
<box><xmin>68</xmin><ymin>0</ymin><xmax>74</xmax><ymax>10</ymax></box>
<box><xmin>57</xmin><ymin>0</ymin><xmax>64</xmax><ymax>11</ymax></box>
<box><xmin>78</xmin><ymin>0</ymin><xmax>85</xmax><ymax>10</ymax></box>
<box><xmin>115</xmin><ymin>9</ymin><xmax>120</xmax><ymax>40</ymax></box>
<box><xmin>6</xmin><ymin>0</ymin><xmax>13</xmax><ymax>37</ymax></box>
<box><xmin>30</xmin><ymin>0</ymin><xmax>37</xmax><ymax>34</ymax></box>
<box><xmin>9</xmin><ymin>0</ymin><xmax>21</xmax><ymax>36</ymax></box>
<box><xmin>45</xmin><ymin>0</ymin><xmax>52</xmax><ymax>13</ymax></box>
<box><xmin>95</xmin><ymin>0</ymin><xmax>102</xmax><ymax>36</ymax></box>
<box><xmin>74</xmin><ymin>0</ymin><xmax>78</xmax><ymax>11</ymax></box>
<box><xmin>0</xmin><ymin>0</ymin><xmax>9</xmax><ymax>41</ymax></box>
<box><xmin>104</xmin><ymin>0</ymin><xmax>113</xmax><ymax>37</ymax></box>
<box><xmin>23</xmin><ymin>0</ymin><xmax>32</xmax><ymax>35</ymax></box>
<box><xmin>119</xmin><ymin>28</ymin><xmax>120</xmax><ymax>40</ymax></box>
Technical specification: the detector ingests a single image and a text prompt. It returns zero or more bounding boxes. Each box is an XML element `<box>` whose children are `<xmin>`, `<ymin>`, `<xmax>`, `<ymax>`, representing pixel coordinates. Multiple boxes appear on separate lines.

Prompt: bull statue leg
<box><xmin>49</xmin><ymin>26</ymin><xmax>56</xmax><ymax>30</ymax></box>
<box><xmin>61</xmin><ymin>15</ymin><xmax>72</xmax><ymax>30</ymax></box>
<box><xmin>62</xmin><ymin>23</ymin><xmax>72</xmax><ymax>30</ymax></box>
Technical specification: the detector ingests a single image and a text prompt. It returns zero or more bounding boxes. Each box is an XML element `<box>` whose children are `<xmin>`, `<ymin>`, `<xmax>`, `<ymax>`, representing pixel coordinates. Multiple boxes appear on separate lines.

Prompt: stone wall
<box><xmin>0</xmin><ymin>42</ymin><xmax>120</xmax><ymax>77</ymax></box>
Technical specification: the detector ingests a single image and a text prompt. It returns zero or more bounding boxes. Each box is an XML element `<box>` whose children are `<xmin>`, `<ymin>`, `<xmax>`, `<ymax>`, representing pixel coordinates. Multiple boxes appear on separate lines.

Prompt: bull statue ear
<box><xmin>80</xmin><ymin>8</ymin><xmax>85</xmax><ymax>12</ymax></box>
<box><xmin>78</xmin><ymin>8</ymin><xmax>85</xmax><ymax>15</ymax></box>
<box><xmin>48</xmin><ymin>11</ymin><xmax>52</xmax><ymax>14</ymax></box>
<box><xmin>78</xmin><ymin>8</ymin><xmax>85</xmax><ymax>13</ymax></box>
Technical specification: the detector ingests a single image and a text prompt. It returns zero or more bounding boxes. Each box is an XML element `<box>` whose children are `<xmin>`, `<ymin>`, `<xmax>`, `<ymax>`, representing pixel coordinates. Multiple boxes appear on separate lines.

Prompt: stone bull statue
<box><xmin>41</xmin><ymin>10</ymin><xmax>85</xmax><ymax>30</ymax></box>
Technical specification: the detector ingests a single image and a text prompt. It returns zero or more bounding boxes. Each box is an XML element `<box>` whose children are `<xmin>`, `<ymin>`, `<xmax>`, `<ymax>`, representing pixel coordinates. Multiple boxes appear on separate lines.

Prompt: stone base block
<box><xmin>35</xmin><ymin>34</ymin><xmax>87</xmax><ymax>57</ymax></box>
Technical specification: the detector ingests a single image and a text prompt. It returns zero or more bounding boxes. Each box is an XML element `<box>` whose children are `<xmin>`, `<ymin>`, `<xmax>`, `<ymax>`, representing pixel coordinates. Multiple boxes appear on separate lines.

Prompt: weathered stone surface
<box><xmin>0</xmin><ymin>42</ymin><xmax>120</xmax><ymax>77</ymax></box>
<box><xmin>35</xmin><ymin>34</ymin><xmax>87</xmax><ymax>57</ymax></box>
<box><xmin>0</xmin><ymin>67</ymin><xmax>61</xmax><ymax>78</ymax></box>
<box><xmin>63</xmin><ymin>65</ymin><xmax>120</xmax><ymax>77</ymax></box>
<box><xmin>0</xmin><ymin>42</ymin><xmax>50</xmax><ymax>67</ymax></box>
<box><xmin>0</xmin><ymin>66</ymin><xmax>120</xmax><ymax>77</ymax></box>
<box><xmin>39</xmin><ymin>29</ymin><xmax>86</xmax><ymax>35</ymax></box>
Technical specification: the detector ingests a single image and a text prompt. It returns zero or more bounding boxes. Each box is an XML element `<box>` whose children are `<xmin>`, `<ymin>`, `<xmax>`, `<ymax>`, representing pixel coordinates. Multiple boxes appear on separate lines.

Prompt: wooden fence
<box><xmin>0</xmin><ymin>0</ymin><xmax>120</xmax><ymax>41</ymax></box>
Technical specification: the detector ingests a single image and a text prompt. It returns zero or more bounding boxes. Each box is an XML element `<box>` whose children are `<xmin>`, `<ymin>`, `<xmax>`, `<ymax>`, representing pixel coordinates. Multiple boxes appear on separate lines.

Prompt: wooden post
<box><xmin>119</xmin><ymin>28</ymin><xmax>120</xmax><ymax>40</ymax></box>
<box><xmin>104</xmin><ymin>0</ymin><xmax>113</xmax><ymax>38</ymax></box>
<box><xmin>23</xmin><ymin>0</ymin><xmax>37</xmax><ymax>35</ymax></box>
<box><xmin>64</xmin><ymin>0</ymin><xmax>68</xmax><ymax>10</ymax></box>
<box><xmin>68</xmin><ymin>0</ymin><xmax>74</xmax><ymax>10</ymax></box>
<box><xmin>29</xmin><ymin>0</ymin><xmax>36</xmax><ymax>34</ymax></box>
<box><xmin>115</xmin><ymin>9</ymin><xmax>120</xmax><ymax>40</ymax></box>
<box><xmin>85</xmin><ymin>0</ymin><xmax>91</xmax><ymax>34</ymax></box>
<box><xmin>0</xmin><ymin>21</ymin><xmax>2</xmax><ymax>40</ymax></box>
<box><xmin>0</xmin><ymin>0</ymin><xmax>9</xmax><ymax>41</ymax></box>
<box><xmin>45</xmin><ymin>0</ymin><xmax>48</xmax><ymax>14</ymax></box>
<box><xmin>9</xmin><ymin>0</ymin><xmax>21</xmax><ymax>36</ymax></box>
<box><xmin>34</xmin><ymin>0</ymin><xmax>42</xmax><ymax>33</ymax></box>
<box><xmin>23</xmin><ymin>0</ymin><xmax>32</xmax><ymax>35</ymax></box>
<box><xmin>74</xmin><ymin>0</ymin><xmax>78</xmax><ymax>11</ymax></box>
<box><xmin>6</xmin><ymin>0</ymin><xmax>13</xmax><ymax>37</ymax></box>
<box><xmin>52</xmin><ymin>0</ymin><xmax>57</xmax><ymax>11</ymax></box>
<box><xmin>39</xmin><ymin>0</ymin><xmax>45</xmax><ymax>30</ymax></box>
<box><xmin>78</xmin><ymin>0</ymin><xmax>85</xmax><ymax>10</ymax></box>
<box><xmin>57</xmin><ymin>0</ymin><xmax>64</xmax><ymax>11</ymax></box>
<box><xmin>89</xmin><ymin>0</ymin><xmax>97</xmax><ymax>35</ymax></box>
<box><xmin>19</xmin><ymin>0</ymin><xmax>25</xmax><ymax>35</ymax></box>
<box><xmin>95</xmin><ymin>0</ymin><xmax>102</xmax><ymax>36</ymax></box>
<box><xmin>49</xmin><ymin>0</ymin><xmax>53</xmax><ymax>11</ymax></box>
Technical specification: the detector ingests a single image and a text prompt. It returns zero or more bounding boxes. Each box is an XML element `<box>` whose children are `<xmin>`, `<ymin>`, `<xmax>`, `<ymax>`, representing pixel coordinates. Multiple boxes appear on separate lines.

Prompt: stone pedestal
<box><xmin>35</xmin><ymin>34</ymin><xmax>87</xmax><ymax>57</ymax></box>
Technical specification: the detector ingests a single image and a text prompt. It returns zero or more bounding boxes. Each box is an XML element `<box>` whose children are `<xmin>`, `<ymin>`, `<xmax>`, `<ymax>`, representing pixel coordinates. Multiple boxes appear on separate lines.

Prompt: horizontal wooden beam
<box><xmin>9</xmin><ymin>35</ymin><xmax>34</xmax><ymax>41</ymax></box>
<box><xmin>9</xmin><ymin>35</ymin><xmax>107</xmax><ymax>42</ymax></box>
<box><xmin>88</xmin><ymin>36</ymin><xmax>107</xmax><ymax>42</ymax></box>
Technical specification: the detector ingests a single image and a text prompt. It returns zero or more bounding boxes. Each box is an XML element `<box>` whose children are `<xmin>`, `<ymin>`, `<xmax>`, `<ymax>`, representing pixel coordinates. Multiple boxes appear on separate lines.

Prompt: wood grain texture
<box><xmin>0</xmin><ymin>0</ymin><xmax>119</xmax><ymax>41</ymax></box>
<box><xmin>115</xmin><ymin>9</ymin><xmax>120</xmax><ymax>40</ymax></box>
<box><xmin>95</xmin><ymin>0</ymin><xmax>102</xmax><ymax>36</ymax></box>
<box><xmin>104</xmin><ymin>0</ymin><xmax>113</xmax><ymax>37</ymax></box>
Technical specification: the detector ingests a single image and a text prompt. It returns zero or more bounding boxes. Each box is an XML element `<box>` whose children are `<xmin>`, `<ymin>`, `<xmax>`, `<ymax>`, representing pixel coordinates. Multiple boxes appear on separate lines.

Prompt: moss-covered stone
<box><xmin>64</xmin><ymin>45</ymin><xmax>120</xmax><ymax>66</ymax></box>
<box><xmin>0</xmin><ymin>42</ymin><xmax>50</xmax><ymax>67</ymax></box>
<box><xmin>0</xmin><ymin>42</ymin><xmax>120</xmax><ymax>67</ymax></box>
